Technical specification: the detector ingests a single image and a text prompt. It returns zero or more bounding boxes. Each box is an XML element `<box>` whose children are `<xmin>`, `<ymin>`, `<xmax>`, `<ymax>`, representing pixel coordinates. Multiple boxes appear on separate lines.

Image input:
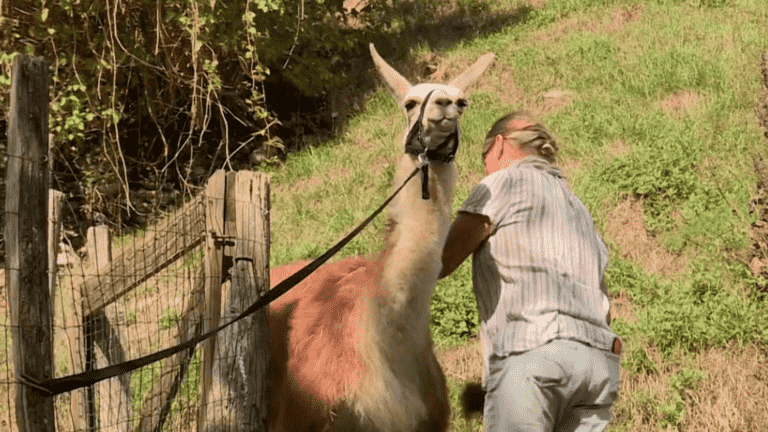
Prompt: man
<box><xmin>440</xmin><ymin>112</ymin><xmax>621</xmax><ymax>431</ymax></box>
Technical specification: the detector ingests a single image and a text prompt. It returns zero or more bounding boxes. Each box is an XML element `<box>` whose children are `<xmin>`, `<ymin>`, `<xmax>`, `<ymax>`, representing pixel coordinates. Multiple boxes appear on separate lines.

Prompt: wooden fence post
<box><xmin>201</xmin><ymin>171</ymin><xmax>270</xmax><ymax>431</ymax></box>
<box><xmin>230</xmin><ymin>171</ymin><xmax>269</xmax><ymax>431</ymax></box>
<box><xmin>202</xmin><ymin>171</ymin><xmax>269</xmax><ymax>432</ymax></box>
<box><xmin>4</xmin><ymin>54</ymin><xmax>55</xmax><ymax>432</ymax></box>
<box><xmin>48</xmin><ymin>189</ymin><xmax>90</xmax><ymax>432</ymax></box>
<box><xmin>198</xmin><ymin>170</ymin><xmax>226</xmax><ymax>429</ymax></box>
<box><xmin>48</xmin><ymin>190</ymin><xmax>64</xmax><ymax>316</ymax></box>
<box><xmin>63</xmin><ymin>269</ymin><xmax>88</xmax><ymax>432</ymax></box>
<box><xmin>85</xmin><ymin>226</ymin><xmax>132</xmax><ymax>432</ymax></box>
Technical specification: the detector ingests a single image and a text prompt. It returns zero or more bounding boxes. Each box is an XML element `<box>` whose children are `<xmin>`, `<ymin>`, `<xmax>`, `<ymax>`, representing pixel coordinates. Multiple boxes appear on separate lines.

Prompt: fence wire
<box><xmin>1</xmin><ymin>187</ymin><xmax>270</xmax><ymax>432</ymax></box>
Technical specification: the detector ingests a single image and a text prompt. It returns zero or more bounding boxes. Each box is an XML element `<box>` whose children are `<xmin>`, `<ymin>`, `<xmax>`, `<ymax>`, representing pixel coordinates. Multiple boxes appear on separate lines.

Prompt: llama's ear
<box><xmin>449</xmin><ymin>52</ymin><xmax>495</xmax><ymax>93</ymax></box>
<box><xmin>370</xmin><ymin>43</ymin><xmax>412</xmax><ymax>103</ymax></box>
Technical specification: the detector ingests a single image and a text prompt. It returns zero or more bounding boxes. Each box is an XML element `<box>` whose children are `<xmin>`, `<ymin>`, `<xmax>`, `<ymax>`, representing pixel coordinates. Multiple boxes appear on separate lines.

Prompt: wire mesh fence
<box><xmin>1</xmin><ymin>170</ymin><xmax>270</xmax><ymax>432</ymax></box>
<box><xmin>1</xmin><ymin>279</ymin><xmax>14</xmax><ymax>431</ymax></box>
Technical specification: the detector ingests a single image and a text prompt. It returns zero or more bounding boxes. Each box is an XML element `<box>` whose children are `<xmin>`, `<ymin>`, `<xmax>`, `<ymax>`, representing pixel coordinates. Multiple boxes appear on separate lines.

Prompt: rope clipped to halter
<box><xmin>403</xmin><ymin>89</ymin><xmax>460</xmax><ymax>200</ymax></box>
<box><xmin>418</xmin><ymin>152</ymin><xmax>430</xmax><ymax>200</ymax></box>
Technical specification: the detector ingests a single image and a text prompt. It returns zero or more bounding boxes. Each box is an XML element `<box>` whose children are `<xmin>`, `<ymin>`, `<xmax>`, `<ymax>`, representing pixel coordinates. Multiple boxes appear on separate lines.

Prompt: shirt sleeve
<box><xmin>459</xmin><ymin>169</ymin><xmax>522</xmax><ymax>236</ymax></box>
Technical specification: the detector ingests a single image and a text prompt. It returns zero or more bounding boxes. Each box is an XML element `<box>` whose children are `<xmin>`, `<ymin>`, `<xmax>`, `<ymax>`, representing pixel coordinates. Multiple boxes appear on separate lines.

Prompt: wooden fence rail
<box><xmin>80</xmin><ymin>193</ymin><xmax>207</xmax><ymax>317</ymax></box>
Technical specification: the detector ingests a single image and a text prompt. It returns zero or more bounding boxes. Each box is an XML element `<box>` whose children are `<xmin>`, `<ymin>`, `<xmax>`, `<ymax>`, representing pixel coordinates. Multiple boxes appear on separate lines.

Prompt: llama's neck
<box><xmin>352</xmin><ymin>153</ymin><xmax>456</xmax><ymax>431</ymax></box>
<box><xmin>372</xmin><ymin>153</ymin><xmax>456</xmax><ymax>343</ymax></box>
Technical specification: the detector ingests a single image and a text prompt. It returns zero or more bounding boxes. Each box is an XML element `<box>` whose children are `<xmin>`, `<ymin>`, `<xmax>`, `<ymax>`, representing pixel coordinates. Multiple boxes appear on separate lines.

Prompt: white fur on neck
<box><xmin>347</xmin><ymin>153</ymin><xmax>455</xmax><ymax>432</ymax></box>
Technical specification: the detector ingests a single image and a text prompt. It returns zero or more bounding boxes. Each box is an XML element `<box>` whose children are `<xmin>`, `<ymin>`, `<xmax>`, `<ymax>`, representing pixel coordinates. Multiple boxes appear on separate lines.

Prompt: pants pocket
<box><xmin>527</xmin><ymin>354</ymin><xmax>568</xmax><ymax>388</ymax></box>
<box><xmin>592</xmin><ymin>350</ymin><xmax>621</xmax><ymax>406</ymax></box>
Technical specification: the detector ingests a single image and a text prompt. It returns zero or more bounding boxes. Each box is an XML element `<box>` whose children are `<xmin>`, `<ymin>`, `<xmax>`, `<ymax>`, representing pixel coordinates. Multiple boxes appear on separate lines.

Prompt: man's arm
<box><xmin>439</xmin><ymin>211</ymin><xmax>491</xmax><ymax>279</ymax></box>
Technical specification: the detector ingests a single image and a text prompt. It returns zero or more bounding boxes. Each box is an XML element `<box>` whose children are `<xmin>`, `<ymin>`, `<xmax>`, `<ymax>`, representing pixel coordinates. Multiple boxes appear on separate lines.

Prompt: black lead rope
<box><xmin>23</xmin><ymin>165</ymin><xmax>423</xmax><ymax>398</ymax></box>
<box><xmin>418</xmin><ymin>91</ymin><xmax>433</xmax><ymax>200</ymax></box>
<box><xmin>420</xmin><ymin>156</ymin><xmax>430</xmax><ymax>200</ymax></box>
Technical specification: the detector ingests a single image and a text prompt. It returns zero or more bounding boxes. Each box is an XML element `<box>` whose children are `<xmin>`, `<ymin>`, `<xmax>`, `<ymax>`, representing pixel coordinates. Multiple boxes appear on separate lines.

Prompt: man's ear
<box><xmin>492</xmin><ymin>134</ymin><xmax>506</xmax><ymax>158</ymax></box>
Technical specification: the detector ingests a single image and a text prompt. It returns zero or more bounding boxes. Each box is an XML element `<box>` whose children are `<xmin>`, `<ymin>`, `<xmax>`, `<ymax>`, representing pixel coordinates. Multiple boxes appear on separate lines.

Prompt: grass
<box><xmin>130</xmin><ymin>363</ymin><xmax>161</xmax><ymax>414</ymax></box>
<box><xmin>265</xmin><ymin>0</ymin><xmax>768</xmax><ymax>430</ymax></box>
<box><xmin>159</xmin><ymin>309</ymin><xmax>180</xmax><ymax>331</ymax></box>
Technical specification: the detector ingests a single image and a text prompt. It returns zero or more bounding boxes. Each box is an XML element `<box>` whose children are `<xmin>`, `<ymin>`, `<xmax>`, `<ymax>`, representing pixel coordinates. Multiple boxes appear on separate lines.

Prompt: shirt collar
<box><xmin>511</xmin><ymin>155</ymin><xmax>565</xmax><ymax>179</ymax></box>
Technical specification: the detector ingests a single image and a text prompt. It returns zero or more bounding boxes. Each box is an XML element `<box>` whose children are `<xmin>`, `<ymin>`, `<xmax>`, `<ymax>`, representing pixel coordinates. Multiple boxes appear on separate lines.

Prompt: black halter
<box><xmin>403</xmin><ymin>90</ymin><xmax>460</xmax><ymax>199</ymax></box>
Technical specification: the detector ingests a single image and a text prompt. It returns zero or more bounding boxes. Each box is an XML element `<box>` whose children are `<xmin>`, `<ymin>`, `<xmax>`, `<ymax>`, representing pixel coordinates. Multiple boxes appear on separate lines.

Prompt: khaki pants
<box><xmin>483</xmin><ymin>339</ymin><xmax>620</xmax><ymax>432</ymax></box>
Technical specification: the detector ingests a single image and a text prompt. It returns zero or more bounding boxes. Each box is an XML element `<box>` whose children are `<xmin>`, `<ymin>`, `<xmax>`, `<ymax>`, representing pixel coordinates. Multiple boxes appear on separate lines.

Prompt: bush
<box><xmin>0</xmin><ymin>0</ymin><xmax>401</xmax><ymax>233</ymax></box>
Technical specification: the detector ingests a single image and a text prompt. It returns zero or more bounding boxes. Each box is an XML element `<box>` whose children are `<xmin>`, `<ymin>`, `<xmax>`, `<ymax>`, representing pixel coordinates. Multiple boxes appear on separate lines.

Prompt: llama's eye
<box><xmin>404</xmin><ymin>100</ymin><xmax>419</xmax><ymax>111</ymax></box>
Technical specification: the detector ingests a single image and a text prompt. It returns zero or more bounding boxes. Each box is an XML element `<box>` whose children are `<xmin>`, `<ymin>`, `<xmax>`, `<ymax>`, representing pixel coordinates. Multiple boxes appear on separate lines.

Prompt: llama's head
<box><xmin>370</xmin><ymin>44</ymin><xmax>495</xmax><ymax>162</ymax></box>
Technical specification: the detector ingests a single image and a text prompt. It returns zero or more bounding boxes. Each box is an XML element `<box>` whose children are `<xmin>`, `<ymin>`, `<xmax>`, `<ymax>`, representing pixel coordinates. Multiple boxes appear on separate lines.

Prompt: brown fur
<box><xmin>268</xmin><ymin>257</ymin><xmax>450</xmax><ymax>432</ymax></box>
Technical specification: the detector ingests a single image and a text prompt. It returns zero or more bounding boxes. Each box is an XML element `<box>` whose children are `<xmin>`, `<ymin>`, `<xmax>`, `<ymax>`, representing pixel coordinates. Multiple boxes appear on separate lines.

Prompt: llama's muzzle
<box><xmin>403</xmin><ymin>90</ymin><xmax>460</xmax><ymax>164</ymax></box>
<box><xmin>403</xmin><ymin>90</ymin><xmax>459</xmax><ymax>200</ymax></box>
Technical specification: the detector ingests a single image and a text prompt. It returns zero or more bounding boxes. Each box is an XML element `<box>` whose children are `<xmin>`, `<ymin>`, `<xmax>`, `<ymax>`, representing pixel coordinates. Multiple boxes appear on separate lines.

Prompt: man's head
<box><xmin>481</xmin><ymin>112</ymin><xmax>559</xmax><ymax>175</ymax></box>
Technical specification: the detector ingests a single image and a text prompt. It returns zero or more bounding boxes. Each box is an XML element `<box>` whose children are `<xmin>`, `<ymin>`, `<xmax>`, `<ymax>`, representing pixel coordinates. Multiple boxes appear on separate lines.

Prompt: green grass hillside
<box><xmin>265</xmin><ymin>0</ymin><xmax>768</xmax><ymax>430</ymax></box>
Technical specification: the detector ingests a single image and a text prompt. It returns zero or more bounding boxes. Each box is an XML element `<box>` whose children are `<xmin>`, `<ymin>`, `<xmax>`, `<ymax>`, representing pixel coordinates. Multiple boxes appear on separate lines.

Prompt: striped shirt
<box><xmin>459</xmin><ymin>156</ymin><xmax>616</xmax><ymax>385</ymax></box>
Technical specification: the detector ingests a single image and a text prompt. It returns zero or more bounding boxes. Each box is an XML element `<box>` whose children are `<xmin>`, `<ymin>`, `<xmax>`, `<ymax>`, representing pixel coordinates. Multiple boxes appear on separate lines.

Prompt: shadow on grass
<box><xmin>262</xmin><ymin>3</ymin><xmax>537</xmax><ymax>152</ymax></box>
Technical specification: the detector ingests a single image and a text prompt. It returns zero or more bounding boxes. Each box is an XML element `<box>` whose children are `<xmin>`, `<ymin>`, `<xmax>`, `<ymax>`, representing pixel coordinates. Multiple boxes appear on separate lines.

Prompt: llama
<box><xmin>267</xmin><ymin>44</ymin><xmax>494</xmax><ymax>432</ymax></box>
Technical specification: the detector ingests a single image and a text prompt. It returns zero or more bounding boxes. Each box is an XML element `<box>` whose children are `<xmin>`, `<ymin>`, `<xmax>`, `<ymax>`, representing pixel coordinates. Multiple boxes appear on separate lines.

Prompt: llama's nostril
<box><xmin>429</xmin><ymin>118</ymin><xmax>456</xmax><ymax>132</ymax></box>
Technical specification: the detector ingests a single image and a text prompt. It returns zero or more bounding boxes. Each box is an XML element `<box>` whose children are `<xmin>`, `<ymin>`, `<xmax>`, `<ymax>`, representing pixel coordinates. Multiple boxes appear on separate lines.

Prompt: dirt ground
<box><xmin>750</xmin><ymin>53</ymin><xmax>768</xmax><ymax>292</ymax></box>
<box><xmin>747</xmin><ymin>155</ymin><xmax>768</xmax><ymax>291</ymax></box>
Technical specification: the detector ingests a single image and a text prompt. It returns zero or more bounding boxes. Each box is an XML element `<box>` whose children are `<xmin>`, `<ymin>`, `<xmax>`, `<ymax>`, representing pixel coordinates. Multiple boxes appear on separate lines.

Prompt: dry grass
<box><xmin>660</xmin><ymin>90</ymin><xmax>701</xmax><ymax>119</ymax></box>
<box><xmin>612</xmin><ymin>343</ymin><xmax>768</xmax><ymax>432</ymax></box>
<box><xmin>531</xmin><ymin>4</ymin><xmax>643</xmax><ymax>44</ymax></box>
<box><xmin>683</xmin><ymin>345</ymin><xmax>768</xmax><ymax>431</ymax></box>
<box><xmin>604</xmin><ymin>195</ymin><xmax>687</xmax><ymax>278</ymax></box>
<box><xmin>0</xmin><ymin>271</ymin><xmax>17</xmax><ymax>432</ymax></box>
<box><xmin>437</xmin><ymin>337</ymin><xmax>484</xmax><ymax>384</ymax></box>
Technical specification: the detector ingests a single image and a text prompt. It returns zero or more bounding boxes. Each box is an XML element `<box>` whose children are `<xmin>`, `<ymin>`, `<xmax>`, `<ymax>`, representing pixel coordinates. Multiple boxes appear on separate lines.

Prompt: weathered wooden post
<box><xmin>198</xmin><ymin>170</ymin><xmax>226</xmax><ymax>428</ymax></box>
<box><xmin>199</xmin><ymin>171</ymin><xmax>269</xmax><ymax>431</ymax></box>
<box><xmin>85</xmin><ymin>226</ymin><xmax>133</xmax><ymax>432</ymax></box>
<box><xmin>226</xmin><ymin>171</ymin><xmax>269</xmax><ymax>430</ymax></box>
<box><xmin>48</xmin><ymin>190</ymin><xmax>65</xmax><ymax>313</ymax></box>
<box><xmin>63</xmin><ymin>269</ymin><xmax>88</xmax><ymax>432</ymax></box>
<box><xmin>5</xmin><ymin>55</ymin><xmax>56</xmax><ymax>432</ymax></box>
